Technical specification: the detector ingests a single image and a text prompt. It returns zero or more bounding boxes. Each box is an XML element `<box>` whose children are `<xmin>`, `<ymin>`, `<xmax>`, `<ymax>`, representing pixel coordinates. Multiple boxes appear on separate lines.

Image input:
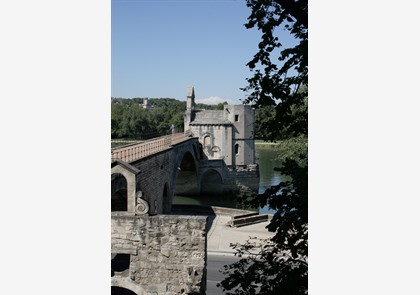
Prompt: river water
<box><xmin>173</xmin><ymin>143</ymin><xmax>281</xmax><ymax>214</ymax></box>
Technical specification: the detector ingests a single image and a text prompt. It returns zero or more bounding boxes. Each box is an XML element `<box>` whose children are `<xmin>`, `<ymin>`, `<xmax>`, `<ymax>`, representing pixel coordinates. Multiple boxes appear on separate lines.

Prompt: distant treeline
<box><xmin>111</xmin><ymin>97</ymin><xmax>277</xmax><ymax>140</ymax></box>
<box><xmin>111</xmin><ymin>97</ymin><xmax>225</xmax><ymax>139</ymax></box>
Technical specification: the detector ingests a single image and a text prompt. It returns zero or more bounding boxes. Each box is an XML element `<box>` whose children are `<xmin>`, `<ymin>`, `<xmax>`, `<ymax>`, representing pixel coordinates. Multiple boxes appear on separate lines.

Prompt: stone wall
<box><xmin>133</xmin><ymin>151</ymin><xmax>174</xmax><ymax>215</ymax></box>
<box><xmin>225</xmin><ymin>164</ymin><xmax>260</xmax><ymax>195</ymax></box>
<box><xmin>189</xmin><ymin>124</ymin><xmax>234</xmax><ymax>165</ymax></box>
<box><xmin>111</xmin><ymin>213</ymin><xmax>207</xmax><ymax>295</ymax></box>
<box><xmin>199</xmin><ymin>160</ymin><xmax>259</xmax><ymax>196</ymax></box>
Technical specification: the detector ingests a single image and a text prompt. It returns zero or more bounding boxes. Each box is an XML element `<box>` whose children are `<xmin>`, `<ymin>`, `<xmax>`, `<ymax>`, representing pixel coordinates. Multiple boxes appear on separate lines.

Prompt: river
<box><xmin>173</xmin><ymin>143</ymin><xmax>281</xmax><ymax>214</ymax></box>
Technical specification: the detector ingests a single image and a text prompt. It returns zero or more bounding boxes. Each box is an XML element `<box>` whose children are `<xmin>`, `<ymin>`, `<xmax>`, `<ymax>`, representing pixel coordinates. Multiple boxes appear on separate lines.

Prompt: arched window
<box><xmin>235</xmin><ymin>143</ymin><xmax>239</xmax><ymax>155</ymax></box>
<box><xmin>111</xmin><ymin>173</ymin><xmax>128</xmax><ymax>211</ymax></box>
<box><xmin>204</xmin><ymin>135</ymin><xmax>211</xmax><ymax>147</ymax></box>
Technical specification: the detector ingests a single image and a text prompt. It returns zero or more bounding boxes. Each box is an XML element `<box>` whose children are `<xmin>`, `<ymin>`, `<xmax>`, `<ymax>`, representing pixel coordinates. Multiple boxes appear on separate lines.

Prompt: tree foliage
<box><xmin>218</xmin><ymin>0</ymin><xmax>308</xmax><ymax>294</ymax></box>
<box><xmin>243</xmin><ymin>0</ymin><xmax>307</xmax><ymax>140</ymax></box>
<box><xmin>111</xmin><ymin>97</ymin><xmax>223</xmax><ymax>139</ymax></box>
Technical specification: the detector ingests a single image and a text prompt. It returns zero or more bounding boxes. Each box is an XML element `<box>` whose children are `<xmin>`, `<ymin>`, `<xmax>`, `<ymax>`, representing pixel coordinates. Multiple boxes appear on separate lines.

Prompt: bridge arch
<box><xmin>200</xmin><ymin>168</ymin><xmax>223</xmax><ymax>195</ymax></box>
<box><xmin>111</xmin><ymin>278</ymin><xmax>146</xmax><ymax>295</ymax></box>
<box><xmin>175</xmin><ymin>151</ymin><xmax>199</xmax><ymax>196</ymax></box>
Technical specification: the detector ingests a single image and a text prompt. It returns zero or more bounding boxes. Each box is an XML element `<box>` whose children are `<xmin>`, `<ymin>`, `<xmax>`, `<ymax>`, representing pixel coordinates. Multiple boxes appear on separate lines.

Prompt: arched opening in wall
<box><xmin>111</xmin><ymin>253</ymin><xmax>130</xmax><ymax>277</ymax></box>
<box><xmin>200</xmin><ymin>169</ymin><xmax>223</xmax><ymax>196</ymax></box>
<box><xmin>201</xmin><ymin>133</ymin><xmax>212</xmax><ymax>158</ymax></box>
<box><xmin>111</xmin><ymin>173</ymin><xmax>128</xmax><ymax>211</ymax></box>
<box><xmin>111</xmin><ymin>287</ymin><xmax>137</xmax><ymax>295</ymax></box>
<box><xmin>203</xmin><ymin>135</ymin><xmax>211</xmax><ymax>147</ymax></box>
<box><xmin>174</xmin><ymin>151</ymin><xmax>199</xmax><ymax>197</ymax></box>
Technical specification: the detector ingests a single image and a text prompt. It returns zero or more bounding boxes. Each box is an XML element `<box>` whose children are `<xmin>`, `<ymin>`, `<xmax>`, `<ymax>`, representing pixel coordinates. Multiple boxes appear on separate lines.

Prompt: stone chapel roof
<box><xmin>190</xmin><ymin>110</ymin><xmax>232</xmax><ymax>125</ymax></box>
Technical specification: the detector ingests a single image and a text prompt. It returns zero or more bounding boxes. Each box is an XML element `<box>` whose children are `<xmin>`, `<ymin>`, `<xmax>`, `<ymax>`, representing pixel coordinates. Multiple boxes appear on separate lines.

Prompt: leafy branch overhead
<box><xmin>243</xmin><ymin>0</ymin><xmax>307</xmax><ymax>140</ymax></box>
<box><xmin>219</xmin><ymin>0</ymin><xmax>308</xmax><ymax>294</ymax></box>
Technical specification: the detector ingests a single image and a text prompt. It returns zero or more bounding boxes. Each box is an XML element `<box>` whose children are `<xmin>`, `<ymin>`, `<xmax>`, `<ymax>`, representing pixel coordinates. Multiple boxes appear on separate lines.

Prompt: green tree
<box><xmin>254</xmin><ymin>105</ymin><xmax>276</xmax><ymax>139</ymax></box>
<box><xmin>111</xmin><ymin>97</ymin><xmax>234</xmax><ymax>140</ymax></box>
<box><xmin>118</xmin><ymin>104</ymin><xmax>150</xmax><ymax>137</ymax></box>
<box><xmin>218</xmin><ymin>0</ymin><xmax>308</xmax><ymax>294</ymax></box>
<box><xmin>111</xmin><ymin>100</ymin><xmax>125</xmax><ymax>138</ymax></box>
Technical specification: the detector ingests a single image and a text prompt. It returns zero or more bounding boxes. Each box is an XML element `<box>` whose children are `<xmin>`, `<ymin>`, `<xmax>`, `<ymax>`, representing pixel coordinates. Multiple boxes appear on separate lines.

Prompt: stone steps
<box><xmin>228</xmin><ymin>212</ymin><xmax>272</xmax><ymax>228</ymax></box>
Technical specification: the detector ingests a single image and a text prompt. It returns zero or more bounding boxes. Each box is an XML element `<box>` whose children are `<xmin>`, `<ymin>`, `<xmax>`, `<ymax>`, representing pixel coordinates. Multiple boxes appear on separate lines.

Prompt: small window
<box><xmin>234</xmin><ymin>114</ymin><xmax>239</xmax><ymax>122</ymax></box>
<box><xmin>204</xmin><ymin>135</ymin><xmax>211</xmax><ymax>147</ymax></box>
<box><xmin>235</xmin><ymin>144</ymin><xmax>239</xmax><ymax>154</ymax></box>
<box><xmin>111</xmin><ymin>254</ymin><xmax>130</xmax><ymax>277</ymax></box>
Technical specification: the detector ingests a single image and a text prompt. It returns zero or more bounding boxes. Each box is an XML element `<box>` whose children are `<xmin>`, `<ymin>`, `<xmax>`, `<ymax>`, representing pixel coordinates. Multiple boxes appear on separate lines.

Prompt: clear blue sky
<box><xmin>111</xmin><ymin>0</ymin><xmax>294</xmax><ymax>105</ymax></box>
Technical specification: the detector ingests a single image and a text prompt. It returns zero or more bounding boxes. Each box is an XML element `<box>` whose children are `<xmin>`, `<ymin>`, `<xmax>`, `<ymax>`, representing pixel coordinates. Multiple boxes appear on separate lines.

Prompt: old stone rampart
<box><xmin>111</xmin><ymin>213</ymin><xmax>207</xmax><ymax>295</ymax></box>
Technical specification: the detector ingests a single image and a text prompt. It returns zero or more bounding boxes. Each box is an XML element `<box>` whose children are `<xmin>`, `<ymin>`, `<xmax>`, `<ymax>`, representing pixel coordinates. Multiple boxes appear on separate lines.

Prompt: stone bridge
<box><xmin>111</xmin><ymin>133</ymin><xmax>259</xmax><ymax>294</ymax></box>
<box><xmin>111</xmin><ymin>133</ymin><xmax>259</xmax><ymax>215</ymax></box>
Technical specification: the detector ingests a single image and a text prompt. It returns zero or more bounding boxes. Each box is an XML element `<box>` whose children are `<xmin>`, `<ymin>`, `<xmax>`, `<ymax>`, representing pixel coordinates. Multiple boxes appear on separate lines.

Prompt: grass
<box><xmin>254</xmin><ymin>139</ymin><xmax>279</xmax><ymax>148</ymax></box>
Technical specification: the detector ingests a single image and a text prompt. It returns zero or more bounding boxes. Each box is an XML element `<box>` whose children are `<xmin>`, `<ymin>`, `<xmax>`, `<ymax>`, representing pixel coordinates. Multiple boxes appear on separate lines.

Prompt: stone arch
<box><xmin>111</xmin><ymin>278</ymin><xmax>146</xmax><ymax>295</ymax></box>
<box><xmin>178</xmin><ymin>150</ymin><xmax>196</xmax><ymax>171</ymax></box>
<box><xmin>200</xmin><ymin>168</ymin><xmax>223</xmax><ymax>196</ymax></box>
<box><xmin>111</xmin><ymin>161</ymin><xmax>140</xmax><ymax>214</ymax></box>
<box><xmin>200</xmin><ymin>132</ymin><xmax>213</xmax><ymax>158</ymax></box>
<box><xmin>111</xmin><ymin>173</ymin><xmax>127</xmax><ymax>211</ymax></box>
<box><xmin>175</xmin><ymin>151</ymin><xmax>199</xmax><ymax>196</ymax></box>
<box><xmin>202</xmin><ymin>133</ymin><xmax>212</xmax><ymax>147</ymax></box>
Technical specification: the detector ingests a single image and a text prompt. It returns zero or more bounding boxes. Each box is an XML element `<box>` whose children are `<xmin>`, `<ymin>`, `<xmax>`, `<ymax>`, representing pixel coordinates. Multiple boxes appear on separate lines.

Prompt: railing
<box><xmin>111</xmin><ymin>133</ymin><xmax>189</xmax><ymax>162</ymax></box>
<box><xmin>111</xmin><ymin>132</ymin><xmax>162</xmax><ymax>148</ymax></box>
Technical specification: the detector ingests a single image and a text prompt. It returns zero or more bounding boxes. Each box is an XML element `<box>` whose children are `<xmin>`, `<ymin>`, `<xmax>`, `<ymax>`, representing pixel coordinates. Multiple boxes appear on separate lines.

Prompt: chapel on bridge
<box><xmin>184</xmin><ymin>86</ymin><xmax>257</xmax><ymax>169</ymax></box>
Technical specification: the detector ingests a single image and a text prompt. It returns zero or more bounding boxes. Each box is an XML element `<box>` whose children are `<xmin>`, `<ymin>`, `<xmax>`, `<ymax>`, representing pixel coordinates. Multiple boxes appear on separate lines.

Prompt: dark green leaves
<box><xmin>219</xmin><ymin>0</ymin><xmax>308</xmax><ymax>294</ymax></box>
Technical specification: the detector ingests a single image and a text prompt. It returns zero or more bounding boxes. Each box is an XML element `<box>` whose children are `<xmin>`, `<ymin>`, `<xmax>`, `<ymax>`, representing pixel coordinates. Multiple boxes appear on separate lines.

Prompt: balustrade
<box><xmin>111</xmin><ymin>133</ymin><xmax>188</xmax><ymax>162</ymax></box>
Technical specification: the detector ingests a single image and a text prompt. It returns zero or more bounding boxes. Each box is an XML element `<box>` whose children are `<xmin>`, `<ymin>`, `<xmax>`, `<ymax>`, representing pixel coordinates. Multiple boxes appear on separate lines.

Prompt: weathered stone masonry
<box><xmin>112</xmin><ymin>213</ymin><xmax>207</xmax><ymax>295</ymax></box>
<box><xmin>111</xmin><ymin>86</ymin><xmax>260</xmax><ymax>294</ymax></box>
<box><xmin>128</xmin><ymin>138</ymin><xmax>202</xmax><ymax>215</ymax></box>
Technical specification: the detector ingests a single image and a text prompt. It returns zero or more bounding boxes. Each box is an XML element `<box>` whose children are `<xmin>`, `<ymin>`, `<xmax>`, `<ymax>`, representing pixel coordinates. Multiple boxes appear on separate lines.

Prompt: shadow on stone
<box><xmin>111</xmin><ymin>286</ymin><xmax>136</xmax><ymax>295</ymax></box>
<box><xmin>171</xmin><ymin>204</ymin><xmax>217</xmax><ymax>233</ymax></box>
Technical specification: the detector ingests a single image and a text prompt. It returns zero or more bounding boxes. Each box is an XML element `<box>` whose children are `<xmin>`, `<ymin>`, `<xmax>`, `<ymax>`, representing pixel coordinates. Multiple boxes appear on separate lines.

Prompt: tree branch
<box><xmin>277</xmin><ymin>0</ymin><xmax>308</xmax><ymax>28</ymax></box>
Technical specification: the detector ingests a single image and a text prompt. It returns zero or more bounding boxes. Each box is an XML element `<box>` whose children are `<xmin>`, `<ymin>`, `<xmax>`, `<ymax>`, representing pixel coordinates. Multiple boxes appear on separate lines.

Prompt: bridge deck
<box><xmin>111</xmin><ymin>133</ymin><xmax>190</xmax><ymax>163</ymax></box>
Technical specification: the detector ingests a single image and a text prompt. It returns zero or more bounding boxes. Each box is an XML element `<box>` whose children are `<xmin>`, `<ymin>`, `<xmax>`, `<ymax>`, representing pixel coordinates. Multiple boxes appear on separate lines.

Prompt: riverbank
<box><xmin>170</xmin><ymin>204</ymin><xmax>274</xmax><ymax>255</ymax></box>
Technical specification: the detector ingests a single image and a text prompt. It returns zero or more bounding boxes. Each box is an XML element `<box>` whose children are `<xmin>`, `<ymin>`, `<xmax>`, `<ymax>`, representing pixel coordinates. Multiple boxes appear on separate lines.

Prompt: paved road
<box><xmin>207</xmin><ymin>254</ymin><xmax>240</xmax><ymax>295</ymax></box>
<box><xmin>178</xmin><ymin>207</ymin><xmax>274</xmax><ymax>294</ymax></box>
<box><xmin>172</xmin><ymin>206</ymin><xmax>274</xmax><ymax>294</ymax></box>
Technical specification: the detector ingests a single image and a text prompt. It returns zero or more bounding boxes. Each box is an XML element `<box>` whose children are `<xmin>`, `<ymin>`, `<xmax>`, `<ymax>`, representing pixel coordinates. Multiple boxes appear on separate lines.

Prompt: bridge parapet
<box><xmin>111</xmin><ymin>133</ymin><xmax>188</xmax><ymax>162</ymax></box>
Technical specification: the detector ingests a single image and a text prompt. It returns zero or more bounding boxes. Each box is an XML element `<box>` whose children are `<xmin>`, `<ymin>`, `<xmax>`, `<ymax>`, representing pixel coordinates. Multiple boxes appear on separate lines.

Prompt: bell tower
<box><xmin>184</xmin><ymin>86</ymin><xmax>195</xmax><ymax>133</ymax></box>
